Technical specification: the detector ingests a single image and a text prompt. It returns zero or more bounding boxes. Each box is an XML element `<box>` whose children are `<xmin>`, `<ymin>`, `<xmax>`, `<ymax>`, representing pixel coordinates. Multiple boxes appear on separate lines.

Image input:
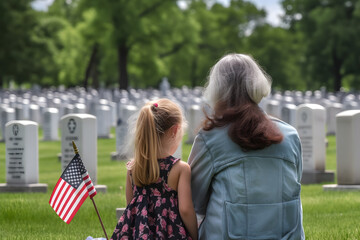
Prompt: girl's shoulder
<box><xmin>169</xmin><ymin>158</ymin><xmax>190</xmax><ymax>174</ymax></box>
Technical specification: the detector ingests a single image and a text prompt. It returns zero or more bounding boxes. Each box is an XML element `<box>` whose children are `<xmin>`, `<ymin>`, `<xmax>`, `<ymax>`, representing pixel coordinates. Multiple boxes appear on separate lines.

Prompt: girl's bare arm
<box><xmin>177</xmin><ymin>162</ymin><xmax>198</xmax><ymax>240</ymax></box>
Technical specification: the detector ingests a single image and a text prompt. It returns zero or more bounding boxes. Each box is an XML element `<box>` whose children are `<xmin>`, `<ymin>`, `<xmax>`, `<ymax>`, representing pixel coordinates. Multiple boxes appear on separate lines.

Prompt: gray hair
<box><xmin>204</xmin><ymin>53</ymin><xmax>271</xmax><ymax>107</ymax></box>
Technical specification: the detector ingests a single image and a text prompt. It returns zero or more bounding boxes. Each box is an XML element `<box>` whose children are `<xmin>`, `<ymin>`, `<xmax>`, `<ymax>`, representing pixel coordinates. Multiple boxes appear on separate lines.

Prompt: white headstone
<box><xmin>113</xmin><ymin>105</ymin><xmax>138</xmax><ymax>160</ymax></box>
<box><xmin>1</xmin><ymin>107</ymin><xmax>15</xmax><ymax>141</ymax></box>
<box><xmin>15</xmin><ymin>104</ymin><xmax>26</xmax><ymax>120</ymax></box>
<box><xmin>326</xmin><ymin>103</ymin><xmax>343</xmax><ymax>135</ymax></box>
<box><xmin>42</xmin><ymin>108</ymin><xmax>59</xmax><ymax>141</ymax></box>
<box><xmin>115</xmin><ymin>118</ymin><xmax>128</xmax><ymax>159</ymax></box>
<box><xmin>343</xmin><ymin>101</ymin><xmax>359</xmax><ymax>110</ymax></box>
<box><xmin>74</xmin><ymin>103</ymin><xmax>86</xmax><ymax>113</ymax></box>
<box><xmin>29</xmin><ymin>104</ymin><xmax>41</xmax><ymax>125</ymax></box>
<box><xmin>296</xmin><ymin>104</ymin><xmax>334</xmax><ymax>183</ymax></box>
<box><xmin>187</xmin><ymin>104</ymin><xmax>204</xmax><ymax>143</ymax></box>
<box><xmin>64</xmin><ymin>104</ymin><xmax>74</xmax><ymax>115</ymax></box>
<box><xmin>0</xmin><ymin>120</ymin><xmax>47</xmax><ymax>193</ymax></box>
<box><xmin>60</xmin><ymin>114</ymin><xmax>98</xmax><ymax>184</ymax></box>
<box><xmin>336</xmin><ymin>110</ymin><xmax>360</xmax><ymax>184</ymax></box>
<box><xmin>281</xmin><ymin>103</ymin><xmax>297</xmax><ymax>127</ymax></box>
<box><xmin>110</xmin><ymin>101</ymin><xmax>117</xmax><ymax>127</ymax></box>
<box><xmin>5</xmin><ymin>121</ymin><xmax>38</xmax><ymax>184</ymax></box>
<box><xmin>296</xmin><ymin>104</ymin><xmax>326</xmax><ymax>172</ymax></box>
<box><xmin>266</xmin><ymin>99</ymin><xmax>282</xmax><ymax>119</ymax></box>
<box><xmin>96</xmin><ymin>105</ymin><xmax>111</xmax><ymax>138</ymax></box>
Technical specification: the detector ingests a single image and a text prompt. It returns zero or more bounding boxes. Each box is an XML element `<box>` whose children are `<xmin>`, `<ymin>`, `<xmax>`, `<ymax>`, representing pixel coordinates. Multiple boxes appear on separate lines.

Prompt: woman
<box><xmin>188</xmin><ymin>53</ymin><xmax>305</xmax><ymax>240</ymax></box>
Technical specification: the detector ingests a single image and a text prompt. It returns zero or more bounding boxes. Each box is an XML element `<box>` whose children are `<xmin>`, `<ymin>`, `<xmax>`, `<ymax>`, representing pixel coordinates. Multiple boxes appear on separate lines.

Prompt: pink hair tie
<box><xmin>153</xmin><ymin>103</ymin><xmax>158</xmax><ymax>107</ymax></box>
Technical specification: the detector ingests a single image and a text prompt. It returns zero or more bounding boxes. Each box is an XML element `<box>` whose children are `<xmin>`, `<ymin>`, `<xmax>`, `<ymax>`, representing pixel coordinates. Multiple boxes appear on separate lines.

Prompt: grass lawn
<box><xmin>0</xmin><ymin>131</ymin><xmax>359</xmax><ymax>239</ymax></box>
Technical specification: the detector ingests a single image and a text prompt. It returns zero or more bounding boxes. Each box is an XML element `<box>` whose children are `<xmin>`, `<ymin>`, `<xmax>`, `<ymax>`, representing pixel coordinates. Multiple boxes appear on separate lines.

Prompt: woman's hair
<box><xmin>131</xmin><ymin>98</ymin><xmax>184</xmax><ymax>187</ymax></box>
<box><xmin>203</xmin><ymin>53</ymin><xmax>283</xmax><ymax>150</ymax></box>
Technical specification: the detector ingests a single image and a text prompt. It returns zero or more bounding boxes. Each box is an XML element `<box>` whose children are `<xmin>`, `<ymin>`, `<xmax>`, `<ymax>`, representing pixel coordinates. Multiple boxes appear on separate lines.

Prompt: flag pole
<box><xmin>72</xmin><ymin>141</ymin><xmax>109</xmax><ymax>240</ymax></box>
<box><xmin>91</xmin><ymin>197</ymin><xmax>109</xmax><ymax>240</ymax></box>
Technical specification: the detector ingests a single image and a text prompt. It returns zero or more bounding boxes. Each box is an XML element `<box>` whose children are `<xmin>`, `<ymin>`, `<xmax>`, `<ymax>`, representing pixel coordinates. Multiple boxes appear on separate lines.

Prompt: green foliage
<box><xmin>2</xmin><ymin>0</ymin><xmax>360</xmax><ymax>90</ymax></box>
<box><xmin>282</xmin><ymin>0</ymin><xmax>360</xmax><ymax>91</ymax></box>
<box><xmin>0</xmin><ymin>0</ymin><xmax>41</xmax><ymax>86</ymax></box>
<box><xmin>246</xmin><ymin>24</ymin><xmax>306</xmax><ymax>90</ymax></box>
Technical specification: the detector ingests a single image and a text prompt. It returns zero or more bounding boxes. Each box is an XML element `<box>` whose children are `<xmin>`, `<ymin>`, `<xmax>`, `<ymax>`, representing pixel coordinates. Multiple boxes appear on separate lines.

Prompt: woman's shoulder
<box><xmin>270</xmin><ymin>117</ymin><xmax>300</xmax><ymax>139</ymax></box>
<box><xmin>197</xmin><ymin>125</ymin><xmax>229</xmax><ymax>141</ymax></box>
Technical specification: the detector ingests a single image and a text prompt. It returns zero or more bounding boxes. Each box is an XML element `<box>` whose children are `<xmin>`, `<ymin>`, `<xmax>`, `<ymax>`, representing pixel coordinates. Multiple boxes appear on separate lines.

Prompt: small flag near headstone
<box><xmin>49</xmin><ymin>144</ymin><xmax>96</xmax><ymax>224</ymax></box>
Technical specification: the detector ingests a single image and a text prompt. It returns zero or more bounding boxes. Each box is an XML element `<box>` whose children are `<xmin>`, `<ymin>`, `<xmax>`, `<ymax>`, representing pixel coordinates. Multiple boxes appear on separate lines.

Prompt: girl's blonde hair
<box><xmin>131</xmin><ymin>98</ymin><xmax>184</xmax><ymax>187</ymax></box>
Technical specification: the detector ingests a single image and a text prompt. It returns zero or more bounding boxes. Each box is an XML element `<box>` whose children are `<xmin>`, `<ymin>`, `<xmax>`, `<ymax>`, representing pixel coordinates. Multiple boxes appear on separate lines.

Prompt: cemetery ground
<box><xmin>0</xmin><ymin>129</ymin><xmax>359</xmax><ymax>240</ymax></box>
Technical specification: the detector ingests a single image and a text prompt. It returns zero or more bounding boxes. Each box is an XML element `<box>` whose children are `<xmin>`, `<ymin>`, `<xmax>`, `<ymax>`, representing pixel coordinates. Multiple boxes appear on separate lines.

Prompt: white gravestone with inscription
<box><xmin>42</xmin><ymin>108</ymin><xmax>59</xmax><ymax>141</ymax></box>
<box><xmin>60</xmin><ymin>114</ymin><xmax>107</xmax><ymax>192</ymax></box>
<box><xmin>0</xmin><ymin>120</ymin><xmax>47</xmax><ymax>192</ymax></box>
<box><xmin>296</xmin><ymin>104</ymin><xmax>334</xmax><ymax>184</ymax></box>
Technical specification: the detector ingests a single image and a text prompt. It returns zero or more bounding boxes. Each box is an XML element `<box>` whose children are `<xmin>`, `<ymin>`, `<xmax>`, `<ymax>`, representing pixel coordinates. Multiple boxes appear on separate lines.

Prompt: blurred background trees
<box><xmin>1</xmin><ymin>0</ymin><xmax>359</xmax><ymax>91</ymax></box>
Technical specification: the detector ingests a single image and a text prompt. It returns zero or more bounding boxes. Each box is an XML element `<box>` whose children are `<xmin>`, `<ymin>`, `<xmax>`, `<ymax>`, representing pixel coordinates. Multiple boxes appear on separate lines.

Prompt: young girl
<box><xmin>111</xmin><ymin>98</ymin><xmax>198</xmax><ymax>240</ymax></box>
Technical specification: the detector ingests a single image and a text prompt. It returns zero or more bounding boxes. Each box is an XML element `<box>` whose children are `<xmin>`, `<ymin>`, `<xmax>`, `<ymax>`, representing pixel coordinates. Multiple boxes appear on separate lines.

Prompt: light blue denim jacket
<box><xmin>189</xmin><ymin>118</ymin><xmax>305</xmax><ymax>240</ymax></box>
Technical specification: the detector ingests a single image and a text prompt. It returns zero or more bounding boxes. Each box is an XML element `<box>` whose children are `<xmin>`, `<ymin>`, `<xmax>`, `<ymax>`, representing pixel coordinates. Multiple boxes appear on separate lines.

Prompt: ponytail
<box><xmin>131</xmin><ymin>99</ymin><xmax>183</xmax><ymax>187</ymax></box>
<box><xmin>132</xmin><ymin>106</ymin><xmax>160</xmax><ymax>186</ymax></box>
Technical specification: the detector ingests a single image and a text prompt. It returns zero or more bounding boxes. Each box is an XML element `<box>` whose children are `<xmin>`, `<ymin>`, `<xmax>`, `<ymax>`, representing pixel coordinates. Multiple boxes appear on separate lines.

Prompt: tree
<box><xmin>282</xmin><ymin>0</ymin><xmax>360</xmax><ymax>91</ymax></box>
<box><xmin>74</xmin><ymin>0</ymin><xmax>199</xmax><ymax>89</ymax></box>
<box><xmin>179</xmin><ymin>0</ymin><xmax>267</xmax><ymax>87</ymax></box>
<box><xmin>0</xmin><ymin>0</ymin><xmax>39</xmax><ymax>87</ymax></box>
<box><xmin>246</xmin><ymin>24</ymin><xmax>306</xmax><ymax>90</ymax></box>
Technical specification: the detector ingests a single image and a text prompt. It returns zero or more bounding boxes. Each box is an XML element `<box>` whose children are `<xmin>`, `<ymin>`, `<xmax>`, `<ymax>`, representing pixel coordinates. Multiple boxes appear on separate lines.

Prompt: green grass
<box><xmin>0</xmin><ymin>133</ymin><xmax>359</xmax><ymax>239</ymax></box>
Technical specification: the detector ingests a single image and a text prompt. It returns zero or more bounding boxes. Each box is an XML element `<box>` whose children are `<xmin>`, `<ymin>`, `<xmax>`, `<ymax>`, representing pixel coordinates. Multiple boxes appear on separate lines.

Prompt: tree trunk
<box><xmin>332</xmin><ymin>48</ymin><xmax>342</xmax><ymax>92</ymax></box>
<box><xmin>91</xmin><ymin>54</ymin><xmax>100</xmax><ymax>89</ymax></box>
<box><xmin>117</xmin><ymin>44</ymin><xmax>129</xmax><ymax>90</ymax></box>
<box><xmin>0</xmin><ymin>75</ymin><xmax>3</xmax><ymax>89</ymax></box>
<box><xmin>190</xmin><ymin>57</ymin><xmax>198</xmax><ymax>88</ymax></box>
<box><xmin>84</xmin><ymin>44</ymin><xmax>99</xmax><ymax>91</ymax></box>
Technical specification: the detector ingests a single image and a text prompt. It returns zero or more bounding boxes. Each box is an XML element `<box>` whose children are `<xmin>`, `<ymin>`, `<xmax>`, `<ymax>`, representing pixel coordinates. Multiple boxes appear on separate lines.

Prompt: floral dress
<box><xmin>111</xmin><ymin>156</ymin><xmax>192</xmax><ymax>240</ymax></box>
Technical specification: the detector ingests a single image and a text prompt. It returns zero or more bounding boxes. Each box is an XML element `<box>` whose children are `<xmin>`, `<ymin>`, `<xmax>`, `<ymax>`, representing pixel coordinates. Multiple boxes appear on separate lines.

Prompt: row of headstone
<box><xmin>261</xmin><ymin>90</ymin><xmax>360</xmax><ymax>135</ymax></box>
<box><xmin>0</xmin><ymin>85</ymin><xmax>207</xmax><ymax>143</ymax></box>
<box><xmin>0</xmin><ymin>114</ymin><xmax>107</xmax><ymax>193</ymax></box>
<box><xmin>271</xmin><ymin>102</ymin><xmax>360</xmax><ymax>187</ymax></box>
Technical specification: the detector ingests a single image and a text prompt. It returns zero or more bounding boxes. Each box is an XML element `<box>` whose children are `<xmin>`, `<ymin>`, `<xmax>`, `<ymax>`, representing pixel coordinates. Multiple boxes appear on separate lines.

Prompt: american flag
<box><xmin>49</xmin><ymin>154</ymin><xmax>97</xmax><ymax>224</ymax></box>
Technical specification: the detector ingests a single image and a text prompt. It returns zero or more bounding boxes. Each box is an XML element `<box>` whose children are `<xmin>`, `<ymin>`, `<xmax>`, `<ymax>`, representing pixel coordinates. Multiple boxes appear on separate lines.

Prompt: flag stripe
<box><xmin>57</xmin><ymin>186</ymin><xmax>76</xmax><ymax>217</ymax></box>
<box><xmin>50</xmin><ymin>179</ymin><xmax>65</xmax><ymax>207</ymax></box>
<box><xmin>89</xmin><ymin>191</ymin><xmax>96</xmax><ymax>198</ymax></box>
<box><xmin>49</xmin><ymin>178</ymin><xmax>62</xmax><ymax>205</ymax></box>
<box><xmin>82</xmin><ymin>172</ymin><xmax>97</xmax><ymax>198</ymax></box>
<box><xmin>53</xmin><ymin>181</ymin><xmax>68</xmax><ymax>210</ymax></box>
<box><xmin>64</xmin><ymin>187</ymin><xmax>89</xmax><ymax>223</ymax></box>
<box><xmin>55</xmin><ymin>184</ymin><xmax>71</xmax><ymax>213</ymax></box>
<box><xmin>60</xmin><ymin>182</ymin><xmax>87</xmax><ymax>220</ymax></box>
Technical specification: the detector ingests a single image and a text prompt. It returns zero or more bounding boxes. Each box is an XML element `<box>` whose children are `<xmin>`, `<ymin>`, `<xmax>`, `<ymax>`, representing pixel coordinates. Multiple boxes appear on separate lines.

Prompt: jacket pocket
<box><xmin>224</xmin><ymin>199</ymin><xmax>299</xmax><ymax>240</ymax></box>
